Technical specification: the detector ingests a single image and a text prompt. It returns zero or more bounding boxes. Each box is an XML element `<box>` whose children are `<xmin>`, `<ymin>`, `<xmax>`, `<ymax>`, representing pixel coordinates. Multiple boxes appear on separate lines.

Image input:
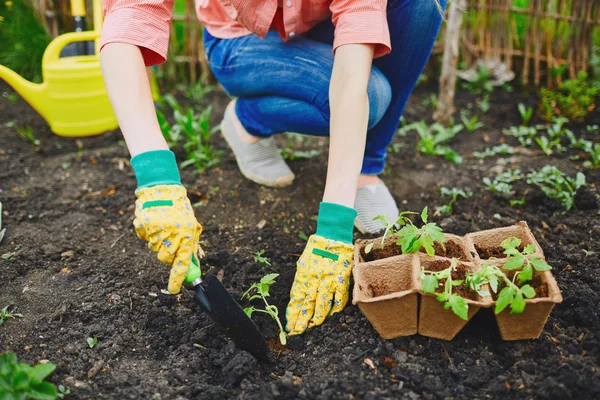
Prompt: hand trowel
<box><xmin>185</xmin><ymin>256</ymin><xmax>269</xmax><ymax>361</ymax></box>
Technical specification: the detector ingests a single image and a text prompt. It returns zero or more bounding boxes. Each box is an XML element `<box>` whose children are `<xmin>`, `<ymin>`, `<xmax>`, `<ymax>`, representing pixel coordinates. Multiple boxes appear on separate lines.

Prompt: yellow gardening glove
<box><xmin>285</xmin><ymin>234</ymin><xmax>354</xmax><ymax>335</ymax></box>
<box><xmin>133</xmin><ymin>184</ymin><xmax>203</xmax><ymax>294</ymax></box>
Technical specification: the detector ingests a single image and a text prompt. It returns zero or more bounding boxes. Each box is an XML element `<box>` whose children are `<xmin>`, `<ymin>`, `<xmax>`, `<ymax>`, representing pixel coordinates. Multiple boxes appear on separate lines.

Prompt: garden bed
<box><xmin>1</xmin><ymin>81</ymin><xmax>599</xmax><ymax>399</ymax></box>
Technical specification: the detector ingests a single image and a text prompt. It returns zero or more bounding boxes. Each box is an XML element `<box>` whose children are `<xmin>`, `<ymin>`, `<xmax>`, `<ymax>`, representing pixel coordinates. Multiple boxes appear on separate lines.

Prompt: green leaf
<box><xmin>29</xmin><ymin>363</ymin><xmax>55</xmax><ymax>383</ymax></box>
<box><xmin>478</xmin><ymin>290</ymin><xmax>491</xmax><ymax>297</ymax></box>
<box><xmin>451</xmin><ymin>279</ymin><xmax>464</xmax><ymax>286</ymax></box>
<box><xmin>530</xmin><ymin>258</ymin><xmax>552</xmax><ymax>271</ymax></box>
<box><xmin>503</xmin><ymin>254</ymin><xmax>525</xmax><ymax>270</ymax></box>
<box><xmin>260</xmin><ymin>273</ymin><xmax>279</xmax><ymax>285</ymax></box>
<box><xmin>243</xmin><ymin>307</ymin><xmax>255</xmax><ymax>318</ymax></box>
<box><xmin>523</xmin><ymin>244</ymin><xmax>537</xmax><ymax>255</ymax></box>
<box><xmin>364</xmin><ymin>243</ymin><xmax>374</xmax><ymax>254</ymax></box>
<box><xmin>257</xmin><ymin>283</ymin><xmax>270</xmax><ymax>297</ymax></box>
<box><xmin>489</xmin><ymin>276</ymin><xmax>499</xmax><ymax>293</ymax></box>
<box><xmin>518</xmin><ymin>264</ymin><xmax>533</xmax><ymax>285</ymax></box>
<box><xmin>510</xmin><ymin>290</ymin><xmax>526</xmax><ymax>314</ymax></box>
<box><xmin>448</xmin><ymin>295</ymin><xmax>469</xmax><ymax>320</ymax></box>
<box><xmin>421</xmin><ymin>238</ymin><xmax>436</xmax><ymax>257</ymax></box>
<box><xmin>279</xmin><ymin>331</ymin><xmax>287</xmax><ymax>346</ymax></box>
<box><xmin>421</xmin><ymin>207</ymin><xmax>428</xmax><ymax>224</ymax></box>
<box><xmin>27</xmin><ymin>381</ymin><xmax>58</xmax><ymax>400</ymax></box>
<box><xmin>495</xmin><ymin>287</ymin><xmax>515</xmax><ymax>314</ymax></box>
<box><xmin>12</xmin><ymin>371</ymin><xmax>29</xmax><ymax>390</ymax></box>
<box><xmin>421</xmin><ymin>274</ymin><xmax>438</xmax><ymax>294</ymax></box>
<box><xmin>501</xmin><ymin>237</ymin><xmax>521</xmax><ymax>250</ymax></box>
<box><xmin>521</xmin><ymin>285</ymin><xmax>536</xmax><ymax>299</ymax></box>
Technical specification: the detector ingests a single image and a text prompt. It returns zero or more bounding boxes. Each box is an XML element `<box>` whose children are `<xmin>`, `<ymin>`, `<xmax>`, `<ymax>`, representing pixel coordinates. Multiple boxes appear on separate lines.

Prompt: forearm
<box><xmin>100</xmin><ymin>43</ymin><xmax>168</xmax><ymax>157</ymax></box>
<box><xmin>323</xmin><ymin>44</ymin><xmax>374</xmax><ymax>208</ymax></box>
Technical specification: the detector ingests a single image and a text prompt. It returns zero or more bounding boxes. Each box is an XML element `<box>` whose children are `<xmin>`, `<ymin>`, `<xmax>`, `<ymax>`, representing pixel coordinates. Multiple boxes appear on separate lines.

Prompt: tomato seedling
<box><xmin>241</xmin><ymin>274</ymin><xmax>287</xmax><ymax>345</ymax></box>
<box><xmin>0</xmin><ymin>352</ymin><xmax>58</xmax><ymax>399</ymax></box>
<box><xmin>420</xmin><ymin>258</ymin><xmax>469</xmax><ymax>321</ymax></box>
<box><xmin>436</xmin><ymin>187</ymin><xmax>472</xmax><ymax>215</ymax></box>
<box><xmin>251</xmin><ymin>249</ymin><xmax>271</xmax><ymax>266</ymax></box>
<box><xmin>0</xmin><ymin>305</ymin><xmax>23</xmax><ymax>326</ymax></box>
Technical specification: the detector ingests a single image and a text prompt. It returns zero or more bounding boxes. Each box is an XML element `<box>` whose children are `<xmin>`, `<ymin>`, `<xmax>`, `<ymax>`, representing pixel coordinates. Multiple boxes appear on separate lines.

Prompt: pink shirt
<box><xmin>101</xmin><ymin>0</ymin><xmax>391</xmax><ymax>66</ymax></box>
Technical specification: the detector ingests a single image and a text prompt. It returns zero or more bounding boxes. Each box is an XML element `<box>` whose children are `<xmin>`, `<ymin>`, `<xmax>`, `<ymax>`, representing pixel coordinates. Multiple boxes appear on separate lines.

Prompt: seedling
<box><xmin>420</xmin><ymin>258</ymin><xmax>469</xmax><ymax>321</ymax></box>
<box><xmin>281</xmin><ymin>149</ymin><xmax>320</xmax><ymax>160</ymax></box>
<box><xmin>518</xmin><ymin>103</ymin><xmax>533</xmax><ymax>126</ymax></box>
<box><xmin>587</xmin><ymin>124</ymin><xmax>599</xmax><ymax>134</ymax></box>
<box><xmin>509</xmin><ymin>198</ymin><xmax>526</xmax><ymax>207</ymax></box>
<box><xmin>483</xmin><ymin>168</ymin><xmax>522</xmax><ymax>194</ymax></box>
<box><xmin>460</xmin><ymin>65</ymin><xmax>494</xmax><ymax>95</ymax></box>
<box><xmin>535</xmin><ymin>135</ymin><xmax>563</xmax><ymax>155</ymax></box>
<box><xmin>241</xmin><ymin>274</ymin><xmax>287</xmax><ymax>345</ymax></box>
<box><xmin>402</xmin><ymin>121</ymin><xmax>464</xmax><ymax>164</ymax></box>
<box><xmin>473</xmin><ymin>144</ymin><xmax>515</xmax><ymax>159</ymax></box>
<box><xmin>16</xmin><ymin>125</ymin><xmax>40</xmax><ymax>147</ymax></box>
<box><xmin>503</xmin><ymin>126</ymin><xmax>538</xmax><ymax>146</ymax></box>
<box><xmin>460</xmin><ymin>110</ymin><xmax>484</xmax><ymax>133</ymax></box>
<box><xmin>0</xmin><ymin>305</ymin><xmax>23</xmax><ymax>325</ymax></box>
<box><xmin>422</xmin><ymin>93</ymin><xmax>438</xmax><ymax>109</ymax></box>
<box><xmin>436</xmin><ymin>187</ymin><xmax>472</xmax><ymax>215</ymax></box>
<box><xmin>252</xmin><ymin>249</ymin><xmax>271</xmax><ymax>266</ymax></box>
<box><xmin>87</xmin><ymin>336</ymin><xmax>97</xmax><ymax>349</ymax></box>
<box><xmin>57</xmin><ymin>385</ymin><xmax>70</xmax><ymax>398</ymax></box>
<box><xmin>526</xmin><ymin>166</ymin><xmax>586</xmax><ymax>212</ymax></box>
<box><xmin>575</xmin><ymin>139</ymin><xmax>600</xmax><ymax>168</ymax></box>
<box><xmin>0</xmin><ymin>352</ymin><xmax>58</xmax><ymax>399</ymax></box>
<box><xmin>477</xmin><ymin>96</ymin><xmax>491</xmax><ymax>113</ymax></box>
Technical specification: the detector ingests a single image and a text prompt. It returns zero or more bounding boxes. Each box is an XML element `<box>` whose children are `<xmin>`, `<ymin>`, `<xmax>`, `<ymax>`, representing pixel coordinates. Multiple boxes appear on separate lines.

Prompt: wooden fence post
<box><xmin>434</xmin><ymin>0</ymin><xmax>466</xmax><ymax>125</ymax></box>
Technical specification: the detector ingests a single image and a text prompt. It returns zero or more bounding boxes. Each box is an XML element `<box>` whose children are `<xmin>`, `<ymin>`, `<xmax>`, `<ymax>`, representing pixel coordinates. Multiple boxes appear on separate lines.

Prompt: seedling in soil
<box><xmin>503</xmin><ymin>125</ymin><xmax>538</xmax><ymax>146</ymax></box>
<box><xmin>574</xmin><ymin>139</ymin><xmax>600</xmax><ymax>168</ymax></box>
<box><xmin>436</xmin><ymin>187</ymin><xmax>473</xmax><ymax>216</ymax></box>
<box><xmin>365</xmin><ymin>211</ymin><xmax>418</xmax><ymax>253</ymax></box>
<box><xmin>587</xmin><ymin>124</ymin><xmax>599</xmax><ymax>134</ymax></box>
<box><xmin>57</xmin><ymin>384</ymin><xmax>70</xmax><ymax>398</ymax></box>
<box><xmin>0</xmin><ymin>305</ymin><xmax>23</xmax><ymax>325</ymax></box>
<box><xmin>281</xmin><ymin>148</ymin><xmax>320</xmax><ymax>161</ymax></box>
<box><xmin>473</xmin><ymin>144</ymin><xmax>515</xmax><ymax>159</ymax></box>
<box><xmin>252</xmin><ymin>249</ymin><xmax>272</xmax><ymax>266</ymax></box>
<box><xmin>87</xmin><ymin>336</ymin><xmax>97</xmax><ymax>349</ymax></box>
<box><xmin>535</xmin><ymin>135</ymin><xmax>563</xmax><ymax>155</ymax></box>
<box><xmin>526</xmin><ymin>165</ymin><xmax>586</xmax><ymax>212</ymax></box>
<box><xmin>477</xmin><ymin>96</ymin><xmax>491</xmax><ymax>113</ymax></box>
<box><xmin>421</xmin><ymin>93</ymin><xmax>438</xmax><ymax>109</ymax></box>
<box><xmin>241</xmin><ymin>274</ymin><xmax>287</xmax><ymax>345</ymax></box>
<box><xmin>509</xmin><ymin>198</ymin><xmax>526</xmax><ymax>207</ymax></box>
<box><xmin>500</xmin><ymin>237</ymin><xmax>552</xmax><ymax>283</ymax></box>
<box><xmin>483</xmin><ymin>168</ymin><xmax>522</xmax><ymax>194</ymax></box>
<box><xmin>460</xmin><ymin>110</ymin><xmax>484</xmax><ymax>133</ymax></box>
<box><xmin>0</xmin><ymin>352</ymin><xmax>59</xmax><ymax>399</ymax></box>
<box><xmin>403</xmin><ymin>121</ymin><xmax>464</xmax><ymax>164</ymax></box>
<box><xmin>518</xmin><ymin>103</ymin><xmax>533</xmax><ymax>126</ymax></box>
<box><xmin>390</xmin><ymin>207</ymin><xmax>445</xmax><ymax>257</ymax></box>
<box><xmin>420</xmin><ymin>258</ymin><xmax>469</xmax><ymax>321</ymax></box>
<box><xmin>16</xmin><ymin>125</ymin><xmax>40</xmax><ymax>147</ymax></box>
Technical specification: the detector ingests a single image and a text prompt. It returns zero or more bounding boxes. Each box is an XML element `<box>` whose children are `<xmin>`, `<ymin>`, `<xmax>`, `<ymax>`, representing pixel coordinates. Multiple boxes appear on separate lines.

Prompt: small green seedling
<box><xmin>252</xmin><ymin>249</ymin><xmax>272</xmax><ymax>266</ymax></box>
<box><xmin>396</xmin><ymin>207</ymin><xmax>445</xmax><ymax>256</ymax></box>
<box><xmin>0</xmin><ymin>305</ymin><xmax>23</xmax><ymax>326</ymax></box>
<box><xmin>422</xmin><ymin>93</ymin><xmax>438</xmax><ymax>109</ymax></box>
<box><xmin>281</xmin><ymin>149</ymin><xmax>320</xmax><ymax>160</ymax></box>
<box><xmin>575</xmin><ymin>139</ymin><xmax>600</xmax><ymax>168</ymax></box>
<box><xmin>420</xmin><ymin>258</ymin><xmax>469</xmax><ymax>320</ymax></box>
<box><xmin>436</xmin><ymin>187</ymin><xmax>473</xmax><ymax>215</ymax></box>
<box><xmin>587</xmin><ymin>124</ymin><xmax>599</xmax><ymax>134</ymax></box>
<box><xmin>0</xmin><ymin>352</ymin><xmax>58</xmax><ymax>399</ymax></box>
<box><xmin>526</xmin><ymin>165</ymin><xmax>586</xmax><ymax>212</ymax></box>
<box><xmin>403</xmin><ymin>121</ymin><xmax>464</xmax><ymax>164</ymax></box>
<box><xmin>535</xmin><ymin>135</ymin><xmax>563</xmax><ymax>155</ymax></box>
<box><xmin>242</xmin><ymin>274</ymin><xmax>287</xmax><ymax>345</ymax></box>
<box><xmin>500</xmin><ymin>237</ymin><xmax>552</xmax><ymax>285</ymax></box>
<box><xmin>477</xmin><ymin>96</ymin><xmax>491</xmax><ymax>113</ymax></box>
<box><xmin>86</xmin><ymin>336</ymin><xmax>97</xmax><ymax>349</ymax></box>
<box><xmin>16</xmin><ymin>125</ymin><xmax>40</xmax><ymax>147</ymax></box>
<box><xmin>518</xmin><ymin>103</ymin><xmax>533</xmax><ymax>126</ymax></box>
<box><xmin>503</xmin><ymin>126</ymin><xmax>538</xmax><ymax>146</ymax></box>
<box><xmin>57</xmin><ymin>384</ymin><xmax>70</xmax><ymax>398</ymax></box>
<box><xmin>509</xmin><ymin>198</ymin><xmax>526</xmax><ymax>207</ymax></box>
<box><xmin>365</xmin><ymin>211</ymin><xmax>418</xmax><ymax>253</ymax></box>
<box><xmin>473</xmin><ymin>144</ymin><xmax>515</xmax><ymax>159</ymax></box>
<box><xmin>460</xmin><ymin>111</ymin><xmax>484</xmax><ymax>133</ymax></box>
<box><xmin>483</xmin><ymin>168</ymin><xmax>522</xmax><ymax>194</ymax></box>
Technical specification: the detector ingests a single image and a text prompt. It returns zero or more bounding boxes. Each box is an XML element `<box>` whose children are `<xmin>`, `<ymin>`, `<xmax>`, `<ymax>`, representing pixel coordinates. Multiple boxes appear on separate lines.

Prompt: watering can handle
<box><xmin>42</xmin><ymin>31</ymin><xmax>101</xmax><ymax>65</ymax></box>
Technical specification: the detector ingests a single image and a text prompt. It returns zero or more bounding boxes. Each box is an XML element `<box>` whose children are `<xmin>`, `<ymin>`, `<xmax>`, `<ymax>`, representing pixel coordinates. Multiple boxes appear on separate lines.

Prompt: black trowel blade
<box><xmin>194</xmin><ymin>275</ymin><xmax>269</xmax><ymax>362</ymax></box>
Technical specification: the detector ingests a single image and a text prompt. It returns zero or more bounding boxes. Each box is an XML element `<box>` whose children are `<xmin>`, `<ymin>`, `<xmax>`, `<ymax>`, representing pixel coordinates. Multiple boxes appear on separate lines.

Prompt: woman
<box><xmin>100</xmin><ymin>0</ymin><xmax>445</xmax><ymax>336</ymax></box>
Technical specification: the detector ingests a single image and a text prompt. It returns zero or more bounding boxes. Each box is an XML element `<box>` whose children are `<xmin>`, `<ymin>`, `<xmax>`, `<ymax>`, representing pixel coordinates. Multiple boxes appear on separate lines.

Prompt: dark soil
<box><xmin>360</xmin><ymin>236</ymin><xmax>403</xmax><ymax>262</ymax></box>
<box><xmin>423</xmin><ymin>259</ymin><xmax>478</xmax><ymax>301</ymax></box>
<box><xmin>2</xmin><ymin>81</ymin><xmax>600</xmax><ymax>400</ymax></box>
<box><xmin>476</xmin><ymin>243</ymin><xmax>526</xmax><ymax>259</ymax></box>
<box><xmin>421</xmin><ymin>239</ymin><xmax>468</xmax><ymax>260</ymax></box>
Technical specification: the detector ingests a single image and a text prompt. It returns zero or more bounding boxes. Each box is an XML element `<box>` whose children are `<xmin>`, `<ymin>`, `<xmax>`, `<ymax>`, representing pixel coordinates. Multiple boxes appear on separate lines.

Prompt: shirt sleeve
<box><xmin>329</xmin><ymin>0</ymin><xmax>390</xmax><ymax>59</ymax></box>
<box><xmin>100</xmin><ymin>0</ymin><xmax>175</xmax><ymax>66</ymax></box>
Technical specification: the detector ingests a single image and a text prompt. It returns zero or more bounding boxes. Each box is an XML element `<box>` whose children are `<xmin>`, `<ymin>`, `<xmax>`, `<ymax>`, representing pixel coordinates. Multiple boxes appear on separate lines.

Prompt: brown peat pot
<box><xmin>416</xmin><ymin>254</ymin><xmax>492</xmax><ymax>340</ymax></box>
<box><xmin>352</xmin><ymin>241</ymin><xmax>420</xmax><ymax>339</ymax></box>
<box><xmin>465</xmin><ymin>221</ymin><xmax>544</xmax><ymax>261</ymax></box>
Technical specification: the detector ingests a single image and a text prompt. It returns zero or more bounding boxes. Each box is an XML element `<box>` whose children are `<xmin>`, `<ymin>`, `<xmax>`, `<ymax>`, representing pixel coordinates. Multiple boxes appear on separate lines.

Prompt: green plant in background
<box><xmin>574</xmin><ymin>140</ymin><xmax>600</xmax><ymax>168</ymax></box>
<box><xmin>526</xmin><ymin>165</ymin><xmax>586</xmax><ymax>212</ymax></box>
<box><xmin>252</xmin><ymin>249</ymin><xmax>271</xmax><ymax>266</ymax></box>
<box><xmin>0</xmin><ymin>305</ymin><xmax>23</xmax><ymax>325</ymax></box>
<box><xmin>422</xmin><ymin>93</ymin><xmax>438</xmax><ymax>109</ymax></box>
<box><xmin>0</xmin><ymin>0</ymin><xmax>51</xmax><ymax>83</ymax></box>
<box><xmin>16</xmin><ymin>126</ymin><xmax>40</xmax><ymax>148</ymax></box>
<box><xmin>402</xmin><ymin>121</ymin><xmax>464</xmax><ymax>164</ymax></box>
<box><xmin>281</xmin><ymin>149</ymin><xmax>320</xmax><ymax>161</ymax></box>
<box><xmin>241</xmin><ymin>274</ymin><xmax>286</xmax><ymax>345</ymax></box>
<box><xmin>473</xmin><ymin>144</ymin><xmax>515</xmax><ymax>159</ymax></box>
<box><xmin>503</xmin><ymin>125</ymin><xmax>538</xmax><ymax>146</ymax></box>
<box><xmin>535</xmin><ymin>135</ymin><xmax>563</xmax><ymax>155</ymax></box>
<box><xmin>436</xmin><ymin>187</ymin><xmax>473</xmax><ymax>215</ymax></box>
<box><xmin>0</xmin><ymin>352</ymin><xmax>59</xmax><ymax>399</ymax></box>
<box><xmin>538</xmin><ymin>72</ymin><xmax>599</xmax><ymax>122</ymax></box>
<box><xmin>420</xmin><ymin>258</ymin><xmax>469</xmax><ymax>321</ymax></box>
<box><xmin>86</xmin><ymin>336</ymin><xmax>97</xmax><ymax>349</ymax></box>
<box><xmin>477</xmin><ymin>96</ymin><xmax>491</xmax><ymax>113</ymax></box>
<box><xmin>460</xmin><ymin>110</ymin><xmax>484</xmax><ymax>133</ymax></box>
<box><xmin>483</xmin><ymin>168</ymin><xmax>523</xmax><ymax>194</ymax></box>
<box><xmin>460</xmin><ymin>65</ymin><xmax>494</xmax><ymax>95</ymax></box>
<box><xmin>518</xmin><ymin>103</ymin><xmax>533</xmax><ymax>125</ymax></box>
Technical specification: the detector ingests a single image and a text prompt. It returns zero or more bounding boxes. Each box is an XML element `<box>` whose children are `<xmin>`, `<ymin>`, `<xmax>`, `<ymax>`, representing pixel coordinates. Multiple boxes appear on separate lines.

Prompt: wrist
<box><xmin>315</xmin><ymin>202</ymin><xmax>356</xmax><ymax>244</ymax></box>
<box><xmin>130</xmin><ymin>150</ymin><xmax>182</xmax><ymax>189</ymax></box>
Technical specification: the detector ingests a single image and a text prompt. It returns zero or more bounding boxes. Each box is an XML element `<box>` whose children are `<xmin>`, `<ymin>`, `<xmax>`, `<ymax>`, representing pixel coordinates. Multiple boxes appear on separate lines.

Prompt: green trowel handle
<box><xmin>185</xmin><ymin>254</ymin><xmax>202</xmax><ymax>284</ymax></box>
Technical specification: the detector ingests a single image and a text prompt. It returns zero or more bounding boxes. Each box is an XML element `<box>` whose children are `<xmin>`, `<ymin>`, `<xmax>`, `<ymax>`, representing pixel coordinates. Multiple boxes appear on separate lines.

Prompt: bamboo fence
<box><xmin>30</xmin><ymin>0</ymin><xmax>600</xmax><ymax>87</ymax></box>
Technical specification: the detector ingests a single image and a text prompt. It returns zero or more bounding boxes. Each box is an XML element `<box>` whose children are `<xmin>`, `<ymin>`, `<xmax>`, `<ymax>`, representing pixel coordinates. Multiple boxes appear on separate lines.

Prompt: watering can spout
<box><xmin>0</xmin><ymin>65</ymin><xmax>49</xmax><ymax>118</ymax></box>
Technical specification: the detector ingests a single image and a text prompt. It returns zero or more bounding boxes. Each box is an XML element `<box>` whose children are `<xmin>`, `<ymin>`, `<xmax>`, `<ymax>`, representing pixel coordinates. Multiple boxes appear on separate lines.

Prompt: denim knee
<box><xmin>367</xmin><ymin>68</ymin><xmax>392</xmax><ymax>130</ymax></box>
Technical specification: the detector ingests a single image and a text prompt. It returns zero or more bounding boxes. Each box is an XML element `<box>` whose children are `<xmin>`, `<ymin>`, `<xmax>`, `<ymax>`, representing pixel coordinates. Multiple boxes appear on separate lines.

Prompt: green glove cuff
<box><xmin>315</xmin><ymin>202</ymin><xmax>357</xmax><ymax>245</ymax></box>
<box><xmin>130</xmin><ymin>150</ymin><xmax>182</xmax><ymax>189</ymax></box>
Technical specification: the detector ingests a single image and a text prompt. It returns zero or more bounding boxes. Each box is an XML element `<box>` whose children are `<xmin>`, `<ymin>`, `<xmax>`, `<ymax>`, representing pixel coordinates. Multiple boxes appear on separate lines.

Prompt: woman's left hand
<box><xmin>285</xmin><ymin>235</ymin><xmax>354</xmax><ymax>335</ymax></box>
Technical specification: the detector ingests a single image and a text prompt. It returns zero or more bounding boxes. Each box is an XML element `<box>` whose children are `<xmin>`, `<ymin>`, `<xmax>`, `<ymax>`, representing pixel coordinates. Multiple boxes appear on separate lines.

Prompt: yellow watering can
<box><xmin>0</xmin><ymin>1</ymin><xmax>117</xmax><ymax>137</ymax></box>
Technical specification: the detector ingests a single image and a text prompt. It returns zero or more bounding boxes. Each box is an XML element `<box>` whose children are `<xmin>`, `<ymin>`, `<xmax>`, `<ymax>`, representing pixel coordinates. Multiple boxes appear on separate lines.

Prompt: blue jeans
<box><xmin>203</xmin><ymin>0</ymin><xmax>446</xmax><ymax>174</ymax></box>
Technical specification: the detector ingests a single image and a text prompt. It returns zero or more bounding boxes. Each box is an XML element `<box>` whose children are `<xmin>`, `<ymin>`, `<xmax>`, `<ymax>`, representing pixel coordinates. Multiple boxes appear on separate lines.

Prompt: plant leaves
<box><xmin>243</xmin><ymin>307</ymin><xmax>255</xmax><ymax>318</ymax></box>
<box><xmin>260</xmin><ymin>273</ymin><xmax>279</xmax><ymax>285</ymax></box>
<box><xmin>495</xmin><ymin>287</ymin><xmax>515</xmax><ymax>314</ymax></box>
<box><xmin>279</xmin><ymin>331</ymin><xmax>287</xmax><ymax>346</ymax></box>
<box><xmin>501</xmin><ymin>237</ymin><xmax>521</xmax><ymax>250</ymax></box>
<box><xmin>448</xmin><ymin>295</ymin><xmax>469</xmax><ymax>321</ymax></box>
<box><xmin>523</xmin><ymin>244</ymin><xmax>537</xmax><ymax>255</ymax></box>
<box><xmin>29</xmin><ymin>363</ymin><xmax>55</xmax><ymax>383</ymax></box>
<box><xmin>26</xmin><ymin>381</ymin><xmax>58</xmax><ymax>400</ymax></box>
<box><xmin>11</xmin><ymin>371</ymin><xmax>29</xmax><ymax>390</ymax></box>
<box><xmin>530</xmin><ymin>258</ymin><xmax>552</xmax><ymax>271</ymax></box>
<box><xmin>420</xmin><ymin>207</ymin><xmax>428</xmax><ymax>224</ymax></box>
<box><xmin>510</xmin><ymin>290</ymin><xmax>526</xmax><ymax>314</ymax></box>
<box><xmin>364</xmin><ymin>243</ymin><xmax>374</xmax><ymax>254</ymax></box>
<box><xmin>421</xmin><ymin>274</ymin><xmax>438</xmax><ymax>294</ymax></box>
<box><xmin>503</xmin><ymin>254</ymin><xmax>525</xmax><ymax>270</ymax></box>
<box><xmin>521</xmin><ymin>284</ymin><xmax>536</xmax><ymax>299</ymax></box>
<box><xmin>489</xmin><ymin>275</ymin><xmax>499</xmax><ymax>293</ymax></box>
<box><xmin>518</xmin><ymin>264</ymin><xmax>533</xmax><ymax>285</ymax></box>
